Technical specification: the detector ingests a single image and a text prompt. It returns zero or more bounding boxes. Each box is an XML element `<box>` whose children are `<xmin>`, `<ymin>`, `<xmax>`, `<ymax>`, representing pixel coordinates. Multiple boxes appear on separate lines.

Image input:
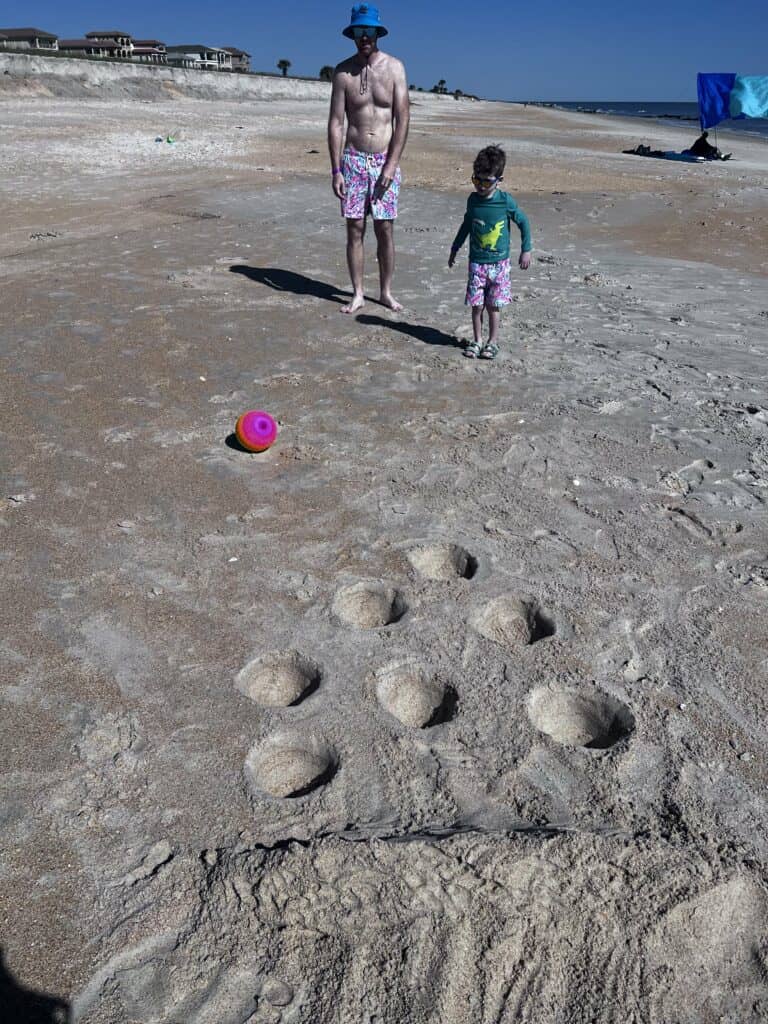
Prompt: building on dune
<box><xmin>222</xmin><ymin>47</ymin><xmax>251</xmax><ymax>73</ymax></box>
<box><xmin>58</xmin><ymin>38</ymin><xmax>123</xmax><ymax>58</ymax></box>
<box><xmin>0</xmin><ymin>26</ymin><xmax>249</xmax><ymax>73</ymax></box>
<box><xmin>132</xmin><ymin>39</ymin><xmax>168</xmax><ymax>64</ymax></box>
<box><xmin>166</xmin><ymin>44</ymin><xmax>233</xmax><ymax>71</ymax></box>
<box><xmin>85</xmin><ymin>31</ymin><xmax>134</xmax><ymax>59</ymax></box>
<box><xmin>0</xmin><ymin>27</ymin><xmax>59</xmax><ymax>50</ymax></box>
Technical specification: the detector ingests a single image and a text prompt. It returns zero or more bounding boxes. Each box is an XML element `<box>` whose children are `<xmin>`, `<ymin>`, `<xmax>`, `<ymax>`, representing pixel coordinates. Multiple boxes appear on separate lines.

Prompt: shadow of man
<box><xmin>0</xmin><ymin>948</ymin><xmax>70</xmax><ymax>1023</ymax></box>
<box><xmin>229</xmin><ymin>266</ymin><xmax>349</xmax><ymax>304</ymax></box>
<box><xmin>355</xmin><ymin>314</ymin><xmax>461</xmax><ymax>349</ymax></box>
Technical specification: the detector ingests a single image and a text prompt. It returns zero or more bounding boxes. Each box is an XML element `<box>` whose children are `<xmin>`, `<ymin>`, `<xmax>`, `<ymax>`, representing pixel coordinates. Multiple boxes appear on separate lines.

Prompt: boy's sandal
<box><xmin>479</xmin><ymin>342</ymin><xmax>499</xmax><ymax>360</ymax></box>
<box><xmin>464</xmin><ymin>340</ymin><xmax>482</xmax><ymax>359</ymax></box>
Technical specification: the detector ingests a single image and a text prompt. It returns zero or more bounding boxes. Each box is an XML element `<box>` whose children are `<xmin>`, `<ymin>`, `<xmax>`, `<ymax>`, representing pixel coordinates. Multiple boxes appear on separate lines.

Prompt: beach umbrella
<box><xmin>697</xmin><ymin>73</ymin><xmax>768</xmax><ymax>129</ymax></box>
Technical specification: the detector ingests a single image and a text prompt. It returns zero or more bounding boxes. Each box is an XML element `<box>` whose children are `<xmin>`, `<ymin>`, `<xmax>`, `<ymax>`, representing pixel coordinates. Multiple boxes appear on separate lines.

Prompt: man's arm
<box><xmin>385</xmin><ymin>59</ymin><xmax>410</xmax><ymax>171</ymax></box>
<box><xmin>374</xmin><ymin>59</ymin><xmax>410</xmax><ymax>198</ymax></box>
<box><xmin>328</xmin><ymin>68</ymin><xmax>347</xmax><ymax>198</ymax></box>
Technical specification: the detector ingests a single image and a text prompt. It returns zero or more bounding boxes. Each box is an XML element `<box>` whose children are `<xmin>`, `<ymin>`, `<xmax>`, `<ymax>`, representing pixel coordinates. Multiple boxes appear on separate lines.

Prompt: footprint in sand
<box><xmin>332</xmin><ymin>581</ymin><xmax>407</xmax><ymax>629</ymax></box>
<box><xmin>647</xmin><ymin>877</ymin><xmax>768</xmax><ymax>1023</ymax></box>
<box><xmin>260</xmin><ymin>976</ymin><xmax>294</xmax><ymax>1008</ymax></box>
<box><xmin>236</xmin><ymin>650</ymin><xmax>321</xmax><ymax>708</ymax></box>
<box><xmin>374</xmin><ymin>659</ymin><xmax>457</xmax><ymax>728</ymax></box>
<box><xmin>659</xmin><ymin>458</ymin><xmax>715</xmax><ymax>496</ymax></box>
<box><xmin>471</xmin><ymin>595</ymin><xmax>556</xmax><ymax>650</ymax></box>
<box><xmin>245</xmin><ymin>731</ymin><xmax>337</xmax><ymax>798</ymax></box>
<box><xmin>527</xmin><ymin>687</ymin><xmax>635</xmax><ymax>750</ymax></box>
<box><xmin>406</xmin><ymin>542</ymin><xmax>478</xmax><ymax>581</ymax></box>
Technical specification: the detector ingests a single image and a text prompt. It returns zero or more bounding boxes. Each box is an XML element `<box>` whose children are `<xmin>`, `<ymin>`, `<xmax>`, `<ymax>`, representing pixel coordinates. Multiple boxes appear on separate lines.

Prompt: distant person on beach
<box><xmin>448</xmin><ymin>145</ymin><xmax>532</xmax><ymax>360</ymax></box>
<box><xmin>687</xmin><ymin>131</ymin><xmax>731</xmax><ymax>160</ymax></box>
<box><xmin>328</xmin><ymin>3</ymin><xmax>409</xmax><ymax>313</ymax></box>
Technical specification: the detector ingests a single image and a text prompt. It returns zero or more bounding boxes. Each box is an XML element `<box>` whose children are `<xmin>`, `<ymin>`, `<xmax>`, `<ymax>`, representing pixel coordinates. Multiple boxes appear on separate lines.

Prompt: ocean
<box><xmin>529</xmin><ymin>100</ymin><xmax>768</xmax><ymax>140</ymax></box>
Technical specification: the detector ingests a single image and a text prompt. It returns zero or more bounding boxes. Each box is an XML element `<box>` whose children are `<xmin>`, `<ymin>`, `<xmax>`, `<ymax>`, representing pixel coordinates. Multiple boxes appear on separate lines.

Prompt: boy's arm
<box><xmin>449</xmin><ymin>201</ymin><xmax>472</xmax><ymax>264</ymax></box>
<box><xmin>506</xmin><ymin>194</ymin><xmax>532</xmax><ymax>269</ymax></box>
<box><xmin>451</xmin><ymin>218</ymin><xmax>470</xmax><ymax>253</ymax></box>
<box><xmin>506</xmin><ymin>195</ymin><xmax>532</xmax><ymax>252</ymax></box>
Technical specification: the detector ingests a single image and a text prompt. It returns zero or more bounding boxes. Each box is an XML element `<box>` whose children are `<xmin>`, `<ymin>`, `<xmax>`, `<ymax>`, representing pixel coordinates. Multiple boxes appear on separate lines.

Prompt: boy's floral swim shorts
<box><xmin>341</xmin><ymin>146</ymin><xmax>401</xmax><ymax>220</ymax></box>
<box><xmin>465</xmin><ymin>258</ymin><xmax>512</xmax><ymax>308</ymax></box>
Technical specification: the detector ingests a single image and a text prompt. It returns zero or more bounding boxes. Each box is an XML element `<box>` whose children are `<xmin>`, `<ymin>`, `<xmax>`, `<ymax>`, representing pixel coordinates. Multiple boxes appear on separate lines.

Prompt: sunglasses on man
<box><xmin>352</xmin><ymin>25</ymin><xmax>378</xmax><ymax>39</ymax></box>
<box><xmin>472</xmin><ymin>175</ymin><xmax>501</xmax><ymax>188</ymax></box>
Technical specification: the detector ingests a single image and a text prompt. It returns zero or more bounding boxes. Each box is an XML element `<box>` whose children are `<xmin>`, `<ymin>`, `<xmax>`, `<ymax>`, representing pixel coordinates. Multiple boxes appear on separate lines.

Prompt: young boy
<box><xmin>448</xmin><ymin>145</ymin><xmax>532</xmax><ymax>359</ymax></box>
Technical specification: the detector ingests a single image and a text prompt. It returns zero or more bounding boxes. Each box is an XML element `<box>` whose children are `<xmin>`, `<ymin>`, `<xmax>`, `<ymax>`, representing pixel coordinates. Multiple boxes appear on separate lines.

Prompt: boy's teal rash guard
<box><xmin>451</xmin><ymin>189</ymin><xmax>532</xmax><ymax>264</ymax></box>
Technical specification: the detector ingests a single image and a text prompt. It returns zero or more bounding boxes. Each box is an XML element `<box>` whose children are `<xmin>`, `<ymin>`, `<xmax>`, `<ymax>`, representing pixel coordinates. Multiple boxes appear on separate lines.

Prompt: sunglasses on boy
<box><xmin>352</xmin><ymin>25</ymin><xmax>378</xmax><ymax>39</ymax></box>
<box><xmin>472</xmin><ymin>175</ymin><xmax>501</xmax><ymax>188</ymax></box>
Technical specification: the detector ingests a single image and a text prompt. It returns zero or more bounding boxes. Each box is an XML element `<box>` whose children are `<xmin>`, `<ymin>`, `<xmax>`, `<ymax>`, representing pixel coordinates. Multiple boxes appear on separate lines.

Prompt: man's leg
<box><xmin>341</xmin><ymin>218</ymin><xmax>366</xmax><ymax>314</ymax></box>
<box><xmin>373</xmin><ymin>219</ymin><xmax>403</xmax><ymax>312</ymax></box>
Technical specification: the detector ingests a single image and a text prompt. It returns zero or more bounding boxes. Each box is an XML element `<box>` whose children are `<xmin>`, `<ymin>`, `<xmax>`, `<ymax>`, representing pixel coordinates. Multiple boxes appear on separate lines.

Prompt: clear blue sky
<box><xmin>3</xmin><ymin>1</ymin><xmax>765</xmax><ymax>100</ymax></box>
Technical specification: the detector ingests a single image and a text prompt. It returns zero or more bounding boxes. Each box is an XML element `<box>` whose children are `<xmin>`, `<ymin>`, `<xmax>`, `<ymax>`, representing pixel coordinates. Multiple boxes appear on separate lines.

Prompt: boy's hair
<box><xmin>473</xmin><ymin>145</ymin><xmax>506</xmax><ymax>179</ymax></box>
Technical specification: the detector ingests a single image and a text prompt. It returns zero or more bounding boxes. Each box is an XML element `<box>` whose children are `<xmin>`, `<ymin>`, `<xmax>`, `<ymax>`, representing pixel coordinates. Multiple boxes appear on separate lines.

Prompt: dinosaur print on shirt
<box><xmin>475</xmin><ymin>219</ymin><xmax>505</xmax><ymax>252</ymax></box>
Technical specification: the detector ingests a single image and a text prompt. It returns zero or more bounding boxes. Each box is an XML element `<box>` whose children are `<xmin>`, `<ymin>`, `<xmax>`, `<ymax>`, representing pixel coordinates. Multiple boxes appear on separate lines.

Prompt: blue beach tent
<box><xmin>697</xmin><ymin>73</ymin><xmax>768</xmax><ymax>129</ymax></box>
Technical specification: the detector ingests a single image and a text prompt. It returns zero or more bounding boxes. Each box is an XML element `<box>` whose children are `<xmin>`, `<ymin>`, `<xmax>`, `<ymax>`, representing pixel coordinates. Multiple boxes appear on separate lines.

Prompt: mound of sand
<box><xmin>0</xmin><ymin>52</ymin><xmax>331</xmax><ymax>102</ymax></box>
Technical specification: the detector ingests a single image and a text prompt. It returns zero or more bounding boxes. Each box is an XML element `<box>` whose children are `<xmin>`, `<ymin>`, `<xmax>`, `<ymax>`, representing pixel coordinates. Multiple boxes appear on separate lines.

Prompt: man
<box><xmin>687</xmin><ymin>130</ymin><xmax>731</xmax><ymax>160</ymax></box>
<box><xmin>328</xmin><ymin>4</ymin><xmax>409</xmax><ymax>313</ymax></box>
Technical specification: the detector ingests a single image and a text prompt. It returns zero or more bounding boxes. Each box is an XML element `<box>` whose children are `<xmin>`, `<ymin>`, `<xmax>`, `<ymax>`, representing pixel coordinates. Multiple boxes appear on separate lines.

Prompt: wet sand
<box><xmin>2</xmin><ymin>83</ymin><xmax>768</xmax><ymax>1023</ymax></box>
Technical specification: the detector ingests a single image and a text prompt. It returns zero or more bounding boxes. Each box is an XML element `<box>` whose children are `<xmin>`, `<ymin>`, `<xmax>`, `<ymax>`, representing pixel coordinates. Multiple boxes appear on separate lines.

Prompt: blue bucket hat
<box><xmin>343</xmin><ymin>3</ymin><xmax>388</xmax><ymax>39</ymax></box>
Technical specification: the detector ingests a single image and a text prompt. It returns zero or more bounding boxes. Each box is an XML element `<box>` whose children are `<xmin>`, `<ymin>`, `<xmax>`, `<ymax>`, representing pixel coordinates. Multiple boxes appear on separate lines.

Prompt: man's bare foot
<box><xmin>340</xmin><ymin>295</ymin><xmax>365</xmax><ymax>314</ymax></box>
<box><xmin>379</xmin><ymin>292</ymin><xmax>403</xmax><ymax>312</ymax></box>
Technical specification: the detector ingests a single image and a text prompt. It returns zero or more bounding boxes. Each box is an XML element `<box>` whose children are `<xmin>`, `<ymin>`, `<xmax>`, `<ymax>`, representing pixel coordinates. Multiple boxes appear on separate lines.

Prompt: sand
<box><xmin>2</xmin><ymin>53</ymin><xmax>768</xmax><ymax>1023</ymax></box>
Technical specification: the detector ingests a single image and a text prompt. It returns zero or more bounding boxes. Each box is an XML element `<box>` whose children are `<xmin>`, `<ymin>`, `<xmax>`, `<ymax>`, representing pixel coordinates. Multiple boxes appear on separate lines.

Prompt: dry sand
<box><xmin>2</xmin><ymin>54</ymin><xmax>768</xmax><ymax>1023</ymax></box>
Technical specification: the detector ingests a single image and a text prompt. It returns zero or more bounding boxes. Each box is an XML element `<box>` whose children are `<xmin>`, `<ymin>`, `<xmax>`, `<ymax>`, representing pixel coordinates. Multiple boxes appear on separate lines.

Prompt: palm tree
<box><xmin>277</xmin><ymin>59</ymin><xmax>291</xmax><ymax>77</ymax></box>
<box><xmin>319</xmin><ymin>65</ymin><xmax>334</xmax><ymax>82</ymax></box>
<box><xmin>438</xmin><ymin>79</ymin><xmax>447</xmax><ymax>94</ymax></box>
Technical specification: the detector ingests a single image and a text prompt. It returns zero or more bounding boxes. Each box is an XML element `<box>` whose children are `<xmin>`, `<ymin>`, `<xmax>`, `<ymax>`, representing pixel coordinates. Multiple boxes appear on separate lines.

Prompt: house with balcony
<box><xmin>85</xmin><ymin>31</ymin><xmax>134</xmax><ymax>59</ymax></box>
<box><xmin>58</xmin><ymin>38</ymin><xmax>122</xmax><ymax>58</ymax></box>
<box><xmin>166</xmin><ymin>44</ymin><xmax>231</xmax><ymax>71</ymax></box>
<box><xmin>215</xmin><ymin>47</ymin><xmax>233</xmax><ymax>71</ymax></box>
<box><xmin>132</xmin><ymin>39</ymin><xmax>167</xmax><ymax>64</ymax></box>
<box><xmin>222</xmin><ymin>47</ymin><xmax>251</xmax><ymax>73</ymax></box>
<box><xmin>0</xmin><ymin>27</ymin><xmax>58</xmax><ymax>50</ymax></box>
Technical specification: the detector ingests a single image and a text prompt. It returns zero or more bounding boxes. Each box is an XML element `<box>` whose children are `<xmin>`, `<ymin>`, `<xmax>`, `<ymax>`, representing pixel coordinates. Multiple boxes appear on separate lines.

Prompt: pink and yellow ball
<box><xmin>235</xmin><ymin>410</ymin><xmax>278</xmax><ymax>453</ymax></box>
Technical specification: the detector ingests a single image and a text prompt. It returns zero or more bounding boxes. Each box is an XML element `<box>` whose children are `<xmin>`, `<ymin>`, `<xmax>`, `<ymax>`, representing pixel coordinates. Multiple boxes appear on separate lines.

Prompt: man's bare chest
<box><xmin>344</xmin><ymin>72</ymin><xmax>394</xmax><ymax>112</ymax></box>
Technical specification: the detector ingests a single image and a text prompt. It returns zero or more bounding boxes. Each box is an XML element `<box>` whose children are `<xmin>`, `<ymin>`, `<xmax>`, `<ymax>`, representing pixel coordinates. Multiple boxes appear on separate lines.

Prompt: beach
<box><xmin>2</xmin><ymin>56</ymin><xmax>768</xmax><ymax>1022</ymax></box>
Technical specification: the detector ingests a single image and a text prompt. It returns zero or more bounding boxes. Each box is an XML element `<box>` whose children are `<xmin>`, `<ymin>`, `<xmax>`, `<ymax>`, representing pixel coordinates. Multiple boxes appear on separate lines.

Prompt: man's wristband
<box><xmin>331</xmin><ymin>167</ymin><xmax>342</xmax><ymax>175</ymax></box>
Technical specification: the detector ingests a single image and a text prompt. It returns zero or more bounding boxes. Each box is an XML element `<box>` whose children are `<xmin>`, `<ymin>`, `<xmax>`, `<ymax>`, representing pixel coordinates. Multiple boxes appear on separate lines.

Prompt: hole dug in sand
<box><xmin>245</xmin><ymin>732</ymin><xmax>337</xmax><ymax>798</ymax></box>
<box><xmin>332</xmin><ymin>582</ymin><xmax>407</xmax><ymax>629</ymax></box>
<box><xmin>471</xmin><ymin>595</ymin><xmax>555</xmax><ymax>650</ymax></box>
<box><xmin>236</xmin><ymin>650</ymin><xmax>320</xmax><ymax>707</ymax></box>
<box><xmin>528</xmin><ymin>687</ymin><xmax>635</xmax><ymax>749</ymax></box>
<box><xmin>375</xmin><ymin>660</ymin><xmax>456</xmax><ymax>728</ymax></box>
<box><xmin>407</xmin><ymin>543</ymin><xmax>478</xmax><ymax>581</ymax></box>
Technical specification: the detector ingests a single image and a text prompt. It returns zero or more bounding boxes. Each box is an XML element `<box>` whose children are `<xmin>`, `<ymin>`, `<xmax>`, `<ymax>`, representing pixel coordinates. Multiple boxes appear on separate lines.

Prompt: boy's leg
<box><xmin>341</xmin><ymin>218</ymin><xmax>366</xmax><ymax>314</ymax></box>
<box><xmin>480</xmin><ymin>306</ymin><xmax>500</xmax><ymax>359</ymax></box>
<box><xmin>487</xmin><ymin>307</ymin><xmax>500</xmax><ymax>343</ymax></box>
<box><xmin>372</xmin><ymin>219</ymin><xmax>403</xmax><ymax>312</ymax></box>
<box><xmin>465</xmin><ymin>306</ymin><xmax>484</xmax><ymax>357</ymax></box>
<box><xmin>472</xmin><ymin>306</ymin><xmax>484</xmax><ymax>344</ymax></box>
<box><xmin>480</xmin><ymin>260</ymin><xmax>510</xmax><ymax>357</ymax></box>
